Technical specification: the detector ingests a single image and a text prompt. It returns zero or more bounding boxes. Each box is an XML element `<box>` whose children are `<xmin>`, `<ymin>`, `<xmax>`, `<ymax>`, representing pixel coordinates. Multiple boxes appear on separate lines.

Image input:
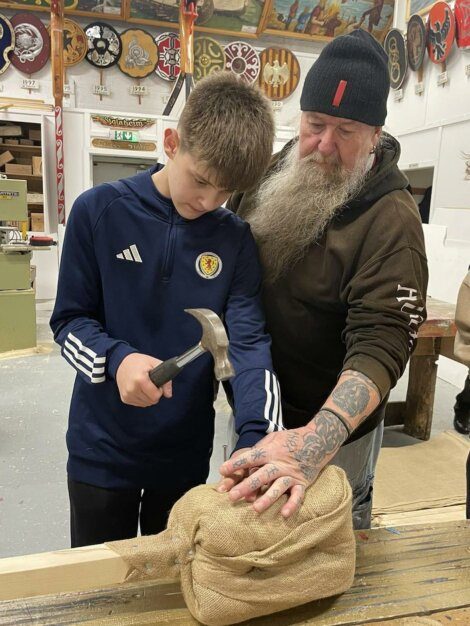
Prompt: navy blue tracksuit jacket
<box><xmin>50</xmin><ymin>165</ymin><xmax>283</xmax><ymax>491</ymax></box>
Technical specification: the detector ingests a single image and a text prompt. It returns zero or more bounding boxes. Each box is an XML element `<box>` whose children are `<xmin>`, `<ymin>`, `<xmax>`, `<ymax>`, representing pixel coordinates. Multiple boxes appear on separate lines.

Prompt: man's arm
<box><xmin>218</xmin><ymin>369</ymin><xmax>380</xmax><ymax>516</ymax></box>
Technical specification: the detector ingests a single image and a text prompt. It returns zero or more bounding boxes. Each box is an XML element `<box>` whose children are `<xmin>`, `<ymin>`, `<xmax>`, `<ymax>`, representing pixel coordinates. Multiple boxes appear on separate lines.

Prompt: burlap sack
<box><xmin>107</xmin><ymin>465</ymin><xmax>355</xmax><ymax>626</ymax></box>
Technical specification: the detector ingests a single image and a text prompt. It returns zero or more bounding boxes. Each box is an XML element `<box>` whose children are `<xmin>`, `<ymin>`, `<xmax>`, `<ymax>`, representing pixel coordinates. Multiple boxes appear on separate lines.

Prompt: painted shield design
<box><xmin>194</xmin><ymin>37</ymin><xmax>225</xmax><ymax>82</ymax></box>
<box><xmin>406</xmin><ymin>14</ymin><xmax>426</xmax><ymax>71</ymax></box>
<box><xmin>10</xmin><ymin>13</ymin><xmax>50</xmax><ymax>75</ymax></box>
<box><xmin>47</xmin><ymin>18</ymin><xmax>87</xmax><ymax>66</ymax></box>
<box><xmin>155</xmin><ymin>32</ymin><xmax>180</xmax><ymax>81</ymax></box>
<box><xmin>455</xmin><ymin>0</ymin><xmax>470</xmax><ymax>49</ymax></box>
<box><xmin>84</xmin><ymin>22</ymin><xmax>122</xmax><ymax>69</ymax></box>
<box><xmin>258</xmin><ymin>47</ymin><xmax>300</xmax><ymax>101</ymax></box>
<box><xmin>118</xmin><ymin>29</ymin><xmax>158</xmax><ymax>79</ymax></box>
<box><xmin>0</xmin><ymin>14</ymin><xmax>15</xmax><ymax>75</ymax></box>
<box><xmin>383</xmin><ymin>29</ymin><xmax>407</xmax><ymax>90</ymax></box>
<box><xmin>224</xmin><ymin>41</ymin><xmax>260</xmax><ymax>84</ymax></box>
<box><xmin>427</xmin><ymin>1</ymin><xmax>455</xmax><ymax>63</ymax></box>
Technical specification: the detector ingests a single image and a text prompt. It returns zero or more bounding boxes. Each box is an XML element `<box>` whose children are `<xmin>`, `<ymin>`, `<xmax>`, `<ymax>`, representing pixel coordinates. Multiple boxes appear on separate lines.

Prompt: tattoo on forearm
<box><xmin>292</xmin><ymin>410</ymin><xmax>347</xmax><ymax>480</ymax></box>
<box><xmin>331</xmin><ymin>372</ymin><xmax>373</xmax><ymax>417</ymax></box>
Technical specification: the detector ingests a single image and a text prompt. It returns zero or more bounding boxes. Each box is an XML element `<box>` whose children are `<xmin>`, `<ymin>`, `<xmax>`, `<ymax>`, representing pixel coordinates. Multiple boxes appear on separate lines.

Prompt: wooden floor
<box><xmin>1</xmin><ymin>520</ymin><xmax>469</xmax><ymax>626</ymax></box>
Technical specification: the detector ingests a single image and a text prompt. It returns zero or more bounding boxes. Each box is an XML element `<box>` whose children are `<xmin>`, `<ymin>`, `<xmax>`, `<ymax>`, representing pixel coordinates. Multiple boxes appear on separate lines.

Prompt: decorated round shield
<box><xmin>47</xmin><ymin>18</ymin><xmax>87</xmax><ymax>66</ymax></box>
<box><xmin>194</xmin><ymin>37</ymin><xmax>225</xmax><ymax>82</ymax></box>
<box><xmin>224</xmin><ymin>41</ymin><xmax>260</xmax><ymax>84</ymax></box>
<box><xmin>0</xmin><ymin>14</ymin><xmax>15</xmax><ymax>75</ymax></box>
<box><xmin>118</xmin><ymin>29</ymin><xmax>158</xmax><ymax>79</ymax></box>
<box><xmin>62</xmin><ymin>19</ymin><xmax>87</xmax><ymax>66</ymax></box>
<box><xmin>426</xmin><ymin>1</ymin><xmax>455</xmax><ymax>64</ymax></box>
<box><xmin>383</xmin><ymin>29</ymin><xmax>407</xmax><ymax>90</ymax></box>
<box><xmin>84</xmin><ymin>22</ymin><xmax>121</xmax><ymax>69</ymax></box>
<box><xmin>155</xmin><ymin>32</ymin><xmax>180</xmax><ymax>81</ymax></box>
<box><xmin>258</xmin><ymin>47</ymin><xmax>300</xmax><ymax>101</ymax></box>
<box><xmin>406</xmin><ymin>14</ymin><xmax>426</xmax><ymax>71</ymax></box>
<box><xmin>10</xmin><ymin>13</ymin><xmax>50</xmax><ymax>75</ymax></box>
<box><xmin>455</xmin><ymin>0</ymin><xmax>470</xmax><ymax>49</ymax></box>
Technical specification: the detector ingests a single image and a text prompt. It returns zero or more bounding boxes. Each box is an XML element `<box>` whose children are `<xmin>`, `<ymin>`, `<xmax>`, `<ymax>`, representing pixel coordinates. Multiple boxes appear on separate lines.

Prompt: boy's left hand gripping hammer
<box><xmin>149</xmin><ymin>309</ymin><xmax>235</xmax><ymax>388</ymax></box>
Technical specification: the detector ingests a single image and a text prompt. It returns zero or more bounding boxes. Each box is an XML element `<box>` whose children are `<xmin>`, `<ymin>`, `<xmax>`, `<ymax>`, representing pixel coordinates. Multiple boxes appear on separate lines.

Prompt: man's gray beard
<box><xmin>246</xmin><ymin>142</ymin><xmax>372</xmax><ymax>283</ymax></box>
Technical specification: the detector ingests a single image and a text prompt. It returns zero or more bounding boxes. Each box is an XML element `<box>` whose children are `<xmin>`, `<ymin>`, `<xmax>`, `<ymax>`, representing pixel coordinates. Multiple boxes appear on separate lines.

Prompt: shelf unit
<box><xmin>0</xmin><ymin>121</ymin><xmax>44</xmax><ymax>231</ymax></box>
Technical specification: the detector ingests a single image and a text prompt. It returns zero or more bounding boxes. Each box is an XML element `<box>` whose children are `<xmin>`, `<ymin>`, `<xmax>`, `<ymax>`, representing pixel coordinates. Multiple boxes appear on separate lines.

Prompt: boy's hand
<box><xmin>116</xmin><ymin>353</ymin><xmax>173</xmax><ymax>407</ymax></box>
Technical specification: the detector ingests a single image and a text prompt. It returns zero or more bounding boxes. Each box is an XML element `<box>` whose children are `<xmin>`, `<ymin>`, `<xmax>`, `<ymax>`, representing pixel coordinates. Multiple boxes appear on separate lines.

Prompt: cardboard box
<box><xmin>0</xmin><ymin>125</ymin><xmax>22</xmax><ymax>137</ymax></box>
<box><xmin>19</xmin><ymin>139</ymin><xmax>34</xmax><ymax>146</ymax></box>
<box><xmin>30</xmin><ymin>212</ymin><xmax>44</xmax><ymax>232</ymax></box>
<box><xmin>0</xmin><ymin>151</ymin><xmax>14</xmax><ymax>168</ymax></box>
<box><xmin>28</xmin><ymin>128</ymin><xmax>41</xmax><ymax>142</ymax></box>
<box><xmin>32</xmin><ymin>156</ymin><xmax>42</xmax><ymax>176</ymax></box>
<box><xmin>5</xmin><ymin>163</ymin><xmax>32</xmax><ymax>176</ymax></box>
<box><xmin>4</xmin><ymin>139</ymin><xmax>19</xmax><ymax>145</ymax></box>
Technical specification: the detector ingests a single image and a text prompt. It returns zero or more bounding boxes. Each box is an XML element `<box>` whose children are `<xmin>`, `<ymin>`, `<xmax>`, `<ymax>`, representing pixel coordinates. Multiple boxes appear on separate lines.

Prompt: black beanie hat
<box><xmin>300</xmin><ymin>29</ymin><xmax>390</xmax><ymax>126</ymax></box>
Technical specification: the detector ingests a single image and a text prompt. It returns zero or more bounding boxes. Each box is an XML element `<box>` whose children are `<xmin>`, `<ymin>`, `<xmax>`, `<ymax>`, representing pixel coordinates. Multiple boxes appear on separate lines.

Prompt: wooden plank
<box><xmin>0</xmin><ymin>544</ymin><xmax>130</xmax><ymax>601</ymax></box>
<box><xmin>404</xmin><ymin>353</ymin><xmax>438</xmax><ymax>440</ymax></box>
<box><xmin>373</xmin><ymin>505</ymin><xmax>466</xmax><ymax>527</ymax></box>
<box><xmin>419</xmin><ymin>298</ymin><xmax>456</xmax><ymax>339</ymax></box>
<box><xmin>0</xmin><ymin>522</ymin><xmax>469</xmax><ymax>625</ymax></box>
<box><xmin>368</xmin><ymin>606</ymin><xmax>470</xmax><ymax>624</ymax></box>
<box><xmin>0</xmin><ymin>125</ymin><xmax>22</xmax><ymax>137</ymax></box>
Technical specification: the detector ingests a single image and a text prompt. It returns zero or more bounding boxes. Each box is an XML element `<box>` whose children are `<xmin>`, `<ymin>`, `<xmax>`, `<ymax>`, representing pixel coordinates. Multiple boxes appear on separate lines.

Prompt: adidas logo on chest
<box><xmin>116</xmin><ymin>244</ymin><xmax>142</xmax><ymax>263</ymax></box>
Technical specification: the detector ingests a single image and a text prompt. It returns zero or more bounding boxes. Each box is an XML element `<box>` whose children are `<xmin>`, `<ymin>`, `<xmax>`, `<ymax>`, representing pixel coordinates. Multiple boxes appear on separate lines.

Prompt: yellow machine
<box><xmin>0</xmin><ymin>177</ymin><xmax>36</xmax><ymax>352</ymax></box>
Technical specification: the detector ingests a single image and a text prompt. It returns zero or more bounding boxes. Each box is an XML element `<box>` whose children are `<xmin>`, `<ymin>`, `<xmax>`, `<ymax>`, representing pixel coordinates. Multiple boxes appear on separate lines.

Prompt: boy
<box><xmin>50</xmin><ymin>73</ymin><xmax>282</xmax><ymax>548</ymax></box>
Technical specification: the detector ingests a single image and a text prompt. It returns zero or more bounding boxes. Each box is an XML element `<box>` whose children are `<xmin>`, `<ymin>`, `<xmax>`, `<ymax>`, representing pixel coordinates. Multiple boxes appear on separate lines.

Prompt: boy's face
<box><xmin>164</xmin><ymin>129</ymin><xmax>232</xmax><ymax>220</ymax></box>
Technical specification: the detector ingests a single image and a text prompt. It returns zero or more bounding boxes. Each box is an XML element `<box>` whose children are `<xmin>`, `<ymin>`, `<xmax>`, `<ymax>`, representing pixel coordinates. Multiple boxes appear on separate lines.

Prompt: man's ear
<box><xmin>163</xmin><ymin>128</ymin><xmax>180</xmax><ymax>160</ymax></box>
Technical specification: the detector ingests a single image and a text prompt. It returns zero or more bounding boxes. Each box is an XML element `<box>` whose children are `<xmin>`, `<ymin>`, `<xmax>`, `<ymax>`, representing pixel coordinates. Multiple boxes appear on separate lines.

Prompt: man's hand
<box><xmin>116</xmin><ymin>353</ymin><xmax>172</xmax><ymax>407</ymax></box>
<box><xmin>218</xmin><ymin>411</ymin><xmax>348</xmax><ymax>518</ymax></box>
<box><xmin>217</xmin><ymin>448</ymin><xmax>259</xmax><ymax>503</ymax></box>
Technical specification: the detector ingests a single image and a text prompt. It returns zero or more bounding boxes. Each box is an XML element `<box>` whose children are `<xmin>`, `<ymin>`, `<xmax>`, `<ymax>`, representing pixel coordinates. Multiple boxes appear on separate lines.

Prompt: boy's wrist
<box><xmin>234</xmin><ymin>429</ymin><xmax>264</xmax><ymax>452</ymax></box>
<box><xmin>107</xmin><ymin>343</ymin><xmax>139</xmax><ymax>380</ymax></box>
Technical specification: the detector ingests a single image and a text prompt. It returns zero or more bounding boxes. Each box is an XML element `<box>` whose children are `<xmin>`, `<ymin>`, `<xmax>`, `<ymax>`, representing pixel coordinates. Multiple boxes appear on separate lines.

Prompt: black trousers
<box><xmin>68</xmin><ymin>478</ymin><xmax>192</xmax><ymax>548</ymax></box>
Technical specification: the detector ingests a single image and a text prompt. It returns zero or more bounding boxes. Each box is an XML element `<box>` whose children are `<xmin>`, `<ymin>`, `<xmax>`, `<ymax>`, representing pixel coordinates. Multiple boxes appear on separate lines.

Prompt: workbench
<box><xmin>386</xmin><ymin>297</ymin><xmax>459</xmax><ymax>440</ymax></box>
<box><xmin>1</xmin><ymin>520</ymin><xmax>469</xmax><ymax>625</ymax></box>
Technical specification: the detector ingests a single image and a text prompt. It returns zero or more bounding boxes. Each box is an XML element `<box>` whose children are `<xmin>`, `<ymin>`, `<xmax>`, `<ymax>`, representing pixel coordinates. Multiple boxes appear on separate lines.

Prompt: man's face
<box><xmin>298</xmin><ymin>111</ymin><xmax>380</xmax><ymax>172</ymax></box>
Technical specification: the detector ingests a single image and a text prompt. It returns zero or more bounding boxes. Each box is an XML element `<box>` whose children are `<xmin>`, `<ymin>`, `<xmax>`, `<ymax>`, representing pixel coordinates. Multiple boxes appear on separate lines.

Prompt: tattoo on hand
<box><xmin>331</xmin><ymin>374</ymin><xmax>371</xmax><ymax>417</ymax></box>
<box><xmin>283</xmin><ymin>477</ymin><xmax>291</xmax><ymax>488</ymax></box>
<box><xmin>233</xmin><ymin>457</ymin><xmax>248</xmax><ymax>468</ymax></box>
<box><xmin>266</xmin><ymin>464</ymin><xmax>279</xmax><ymax>478</ymax></box>
<box><xmin>269</xmin><ymin>489</ymin><xmax>280</xmax><ymax>501</ymax></box>
<box><xmin>250</xmin><ymin>476</ymin><xmax>261</xmax><ymax>490</ymax></box>
<box><xmin>292</xmin><ymin>411</ymin><xmax>346</xmax><ymax>480</ymax></box>
<box><xmin>251</xmin><ymin>448</ymin><xmax>266</xmax><ymax>461</ymax></box>
<box><xmin>284</xmin><ymin>432</ymin><xmax>300</xmax><ymax>453</ymax></box>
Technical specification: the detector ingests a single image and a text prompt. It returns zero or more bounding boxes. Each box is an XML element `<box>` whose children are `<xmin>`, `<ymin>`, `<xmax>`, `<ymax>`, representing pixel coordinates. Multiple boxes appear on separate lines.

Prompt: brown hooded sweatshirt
<box><xmin>228</xmin><ymin>133</ymin><xmax>428</xmax><ymax>443</ymax></box>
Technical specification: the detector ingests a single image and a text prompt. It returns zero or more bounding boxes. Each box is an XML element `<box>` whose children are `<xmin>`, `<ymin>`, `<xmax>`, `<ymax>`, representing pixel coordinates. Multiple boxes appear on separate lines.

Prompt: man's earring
<box><xmin>370</xmin><ymin>145</ymin><xmax>377</xmax><ymax>155</ymax></box>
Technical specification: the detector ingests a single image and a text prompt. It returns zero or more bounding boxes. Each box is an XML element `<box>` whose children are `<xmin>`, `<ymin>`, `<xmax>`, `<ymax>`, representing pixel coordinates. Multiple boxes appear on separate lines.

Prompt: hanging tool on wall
<box><xmin>50</xmin><ymin>0</ymin><xmax>66</xmax><ymax>226</ymax></box>
<box><xmin>162</xmin><ymin>0</ymin><xmax>198</xmax><ymax>116</ymax></box>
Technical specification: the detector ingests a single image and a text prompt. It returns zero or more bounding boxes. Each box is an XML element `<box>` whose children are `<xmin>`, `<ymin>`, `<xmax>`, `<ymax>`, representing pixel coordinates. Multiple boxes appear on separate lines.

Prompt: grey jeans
<box><xmin>330</xmin><ymin>420</ymin><xmax>384</xmax><ymax>530</ymax></box>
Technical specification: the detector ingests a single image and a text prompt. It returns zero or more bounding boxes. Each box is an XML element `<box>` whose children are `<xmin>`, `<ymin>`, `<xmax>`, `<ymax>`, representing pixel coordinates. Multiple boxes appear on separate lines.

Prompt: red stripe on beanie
<box><xmin>332</xmin><ymin>80</ymin><xmax>347</xmax><ymax>107</ymax></box>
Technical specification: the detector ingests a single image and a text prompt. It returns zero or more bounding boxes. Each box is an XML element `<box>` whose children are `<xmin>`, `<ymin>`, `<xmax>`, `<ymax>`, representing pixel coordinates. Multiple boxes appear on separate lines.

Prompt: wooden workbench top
<box><xmin>1</xmin><ymin>520</ymin><xmax>469</xmax><ymax>625</ymax></box>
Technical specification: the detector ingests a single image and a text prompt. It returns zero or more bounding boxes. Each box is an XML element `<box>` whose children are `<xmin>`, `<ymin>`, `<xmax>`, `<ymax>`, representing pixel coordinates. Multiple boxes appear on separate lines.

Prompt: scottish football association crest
<box><xmin>196</xmin><ymin>252</ymin><xmax>222</xmax><ymax>279</ymax></box>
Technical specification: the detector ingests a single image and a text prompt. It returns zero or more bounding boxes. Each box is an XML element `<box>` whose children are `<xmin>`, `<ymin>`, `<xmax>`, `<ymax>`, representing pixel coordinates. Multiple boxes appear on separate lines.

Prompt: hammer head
<box><xmin>185</xmin><ymin>308</ymin><xmax>235</xmax><ymax>381</ymax></box>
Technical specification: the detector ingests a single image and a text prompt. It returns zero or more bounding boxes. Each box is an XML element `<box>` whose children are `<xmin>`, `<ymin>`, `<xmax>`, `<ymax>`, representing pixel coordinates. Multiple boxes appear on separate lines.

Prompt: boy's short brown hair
<box><xmin>178</xmin><ymin>72</ymin><xmax>275</xmax><ymax>192</ymax></box>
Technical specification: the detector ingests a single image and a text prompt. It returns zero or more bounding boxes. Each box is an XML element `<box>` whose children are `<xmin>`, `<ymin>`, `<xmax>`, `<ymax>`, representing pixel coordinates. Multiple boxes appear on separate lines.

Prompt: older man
<box><xmin>219</xmin><ymin>30</ymin><xmax>428</xmax><ymax>529</ymax></box>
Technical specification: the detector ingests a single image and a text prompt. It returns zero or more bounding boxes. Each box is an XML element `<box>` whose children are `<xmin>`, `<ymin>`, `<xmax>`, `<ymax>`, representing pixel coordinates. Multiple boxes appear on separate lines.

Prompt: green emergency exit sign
<box><xmin>111</xmin><ymin>130</ymin><xmax>140</xmax><ymax>142</ymax></box>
